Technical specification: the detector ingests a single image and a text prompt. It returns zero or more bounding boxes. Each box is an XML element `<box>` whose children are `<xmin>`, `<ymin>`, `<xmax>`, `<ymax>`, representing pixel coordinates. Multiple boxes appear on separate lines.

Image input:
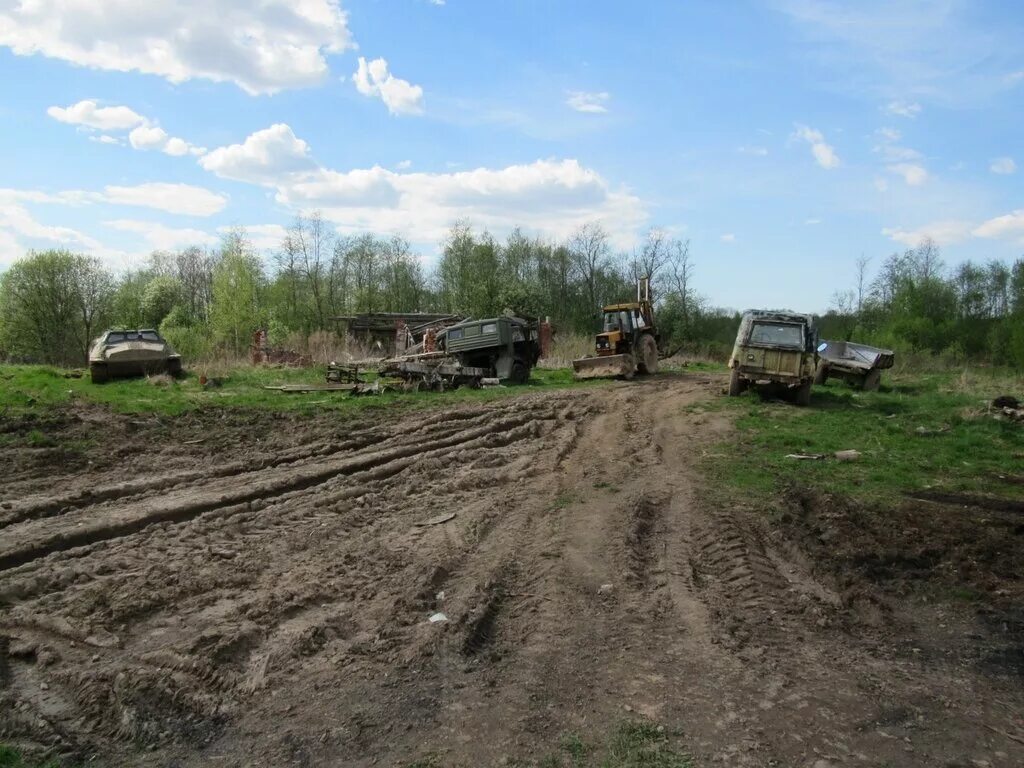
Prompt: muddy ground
<box><xmin>0</xmin><ymin>373</ymin><xmax>1021</xmax><ymax>767</ymax></box>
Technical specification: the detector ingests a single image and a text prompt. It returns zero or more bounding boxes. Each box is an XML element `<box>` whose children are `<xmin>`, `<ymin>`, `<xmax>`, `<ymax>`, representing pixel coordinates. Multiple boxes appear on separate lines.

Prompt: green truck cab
<box><xmin>440</xmin><ymin>315</ymin><xmax>541</xmax><ymax>384</ymax></box>
<box><xmin>728</xmin><ymin>310</ymin><xmax>818</xmax><ymax>406</ymax></box>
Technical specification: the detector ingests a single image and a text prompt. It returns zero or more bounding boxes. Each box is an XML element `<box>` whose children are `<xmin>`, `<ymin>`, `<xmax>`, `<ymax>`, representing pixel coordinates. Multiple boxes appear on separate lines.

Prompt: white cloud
<box><xmin>990</xmin><ymin>157</ymin><xmax>1016</xmax><ymax>175</ymax></box>
<box><xmin>0</xmin><ymin>201</ymin><xmax>102</xmax><ymax>250</ymax></box>
<box><xmin>973</xmin><ymin>210</ymin><xmax>1024</xmax><ymax>243</ymax></box>
<box><xmin>884</xmin><ymin>100</ymin><xmax>922</xmax><ymax>118</ymax></box>
<box><xmin>720</xmin><ymin>233</ymin><xmax>736</xmax><ymax>243</ymax></box>
<box><xmin>566</xmin><ymin>91</ymin><xmax>610</xmax><ymax>114</ymax></box>
<box><xmin>0</xmin><ymin>1</ymin><xmax>352</xmax><ymax>95</ymax></box>
<box><xmin>102</xmin><ymin>183</ymin><xmax>227</xmax><ymax>217</ymax></box>
<box><xmin>881</xmin><ymin>220</ymin><xmax>971</xmax><ymax>247</ymax></box>
<box><xmin>200</xmin><ymin>124</ymin><xmax>647</xmax><ymax>247</ymax></box>
<box><xmin>199</xmin><ymin>123</ymin><xmax>316</xmax><ymax>183</ymax></box>
<box><xmin>737</xmin><ymin>145</ymin><xmax>769</xmax><ymax>156</ymax></box>
<box><xmin>219</xmin><ymin>224</ymin><xmax>288</xmax><ymax>250</ymax></box>
<box><xmin>873</xmin><ymin>126</ymin><xmax>920</xmax><ymax>159</ymax></box>
<box><xmin>46</xmin><ymin>99</ymin><xmax>144</xmax><ymax>131</ymax></box>
<box><xmin>396</xmin><ymin>160</ymin><xmax>413</xmax><ymax>170</ymax></box>
<box><xmin>353</xmin><ymin>57</ymin><xmax>425</xmax><ymax>116</ymax></box>
<box><xmin>105</xmin><ymin>220</ymin><xmax>217</xmax><ymax>251</ymax></box>
<box><xmin>888</xmin><ymin>163</ymin><xmax>928</xmax><ymax>186</ymax></box>
<box><xmin>50</xmin><ymin>100</ymin><xmax>205</xmax><ymax>156</ymax></box>
<box><xmin>791</xmin><ymin>124</ymin><xmax>840</xmax><ymax>169</ymax></box>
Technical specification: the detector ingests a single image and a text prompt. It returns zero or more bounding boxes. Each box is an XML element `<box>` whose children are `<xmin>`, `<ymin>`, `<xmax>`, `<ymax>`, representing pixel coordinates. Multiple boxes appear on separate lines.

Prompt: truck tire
<box><xmin>728</xmin><ymin>368</ymin><xmax>743</xmax><ymax>396</ymax></box>
<box><xmin>90</xmin><ymin>364</ymin><xmax>108</xmax><ymax>384</ymax></box>
<box><xmin>509</xmin><ymin>360</ymin><xmax>529</xmax><ymax>385</ymax></box>
<box><xmin>795</xmin><ymin>379</ymin><xmax>812</xmax><ymax>407</ymax></box>
<box><xmin>862</xmin><ymin>369</ymin><xmax>881</xmax><ymax>391</ymax></box>
<box><xmin>636</xmin><ymin>335</ymin><xmax>659</xmax><ymax>375</ymax></box>
<box><xmin>814</xmin><ymin>364</ymin><xmax>829</xmax><ymax>385</ymax></box>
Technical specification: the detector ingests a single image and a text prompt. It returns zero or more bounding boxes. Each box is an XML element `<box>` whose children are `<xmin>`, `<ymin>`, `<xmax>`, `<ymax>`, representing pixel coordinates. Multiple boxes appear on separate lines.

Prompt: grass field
<box><xmin>697</xmin><ymin>367</ymin><xmax>1024</xmax><ymax>503</ymax></box>
<box><xmin>0</xmin><ymin>363</ymin><xmax>602</xmax><ymax>418</ymax></box>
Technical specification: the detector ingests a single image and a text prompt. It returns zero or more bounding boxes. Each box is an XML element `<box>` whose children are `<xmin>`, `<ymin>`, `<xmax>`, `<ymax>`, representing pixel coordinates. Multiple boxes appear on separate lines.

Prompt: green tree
<box><xmin>141</xmin><ymin>275</ymin><xmax>184</xmax><ymax>327</ymax></box>
<box><xmin>209</xmin><ymin>232</ymin><xmax>266</xmax><ymax>355</ymax></box>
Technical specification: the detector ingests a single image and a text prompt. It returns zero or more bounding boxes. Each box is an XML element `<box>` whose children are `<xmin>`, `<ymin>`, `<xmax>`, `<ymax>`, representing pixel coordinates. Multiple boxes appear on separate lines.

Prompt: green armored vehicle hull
<box><xmin>88</xmin><ymin>329</ymin><xmax>182</xmax><ymax>383</ymax></box>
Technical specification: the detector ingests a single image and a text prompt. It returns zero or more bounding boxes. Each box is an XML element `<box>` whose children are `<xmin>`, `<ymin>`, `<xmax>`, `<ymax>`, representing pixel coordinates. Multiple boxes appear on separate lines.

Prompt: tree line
<box><xmin>0</xmin><ymin>214</ymin><xmax>719</xmax><ymax>366</ymax></box>
<box><xmin>818</xmin><ymin>239</ymin><xmax>1024</xmax><ymax>366</ymax></box>
<box><xmin>1</xmin><ymin>216</ymin><xmax>1022</xmax><ymax>369</ymax></box>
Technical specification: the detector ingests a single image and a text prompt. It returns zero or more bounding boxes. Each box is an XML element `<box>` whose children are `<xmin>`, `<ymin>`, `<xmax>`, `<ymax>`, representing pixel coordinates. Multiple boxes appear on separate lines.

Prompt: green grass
<box><xmin>703</xmin><ymin>368</ymin><xmax>1024</xmax><ymax>504</ymax></box>
<box><xmin>0</xmin><ymin>363</ymin><xmax>603</xmax><ymax>418</ymax></box>
<box><xmin>496</xmin><ymin>722</ymin><xmax>691</xmax><ymax>768</ymax></box>
<box><xmin>0</xmin><ymin>746</ymin><xmax>59</xmax><ymax>768</ymax></box>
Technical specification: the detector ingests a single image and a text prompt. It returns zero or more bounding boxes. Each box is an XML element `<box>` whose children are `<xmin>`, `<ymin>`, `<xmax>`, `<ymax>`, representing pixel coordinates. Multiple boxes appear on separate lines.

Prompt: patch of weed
<box><xmin>0</xmin><ymin>745</ymin><xmax>60</xmax><ymax>768</ymax></box>
<box><xmin>703</xmin><ymin>369</ymin><xmax>1024</xmax><ymax>504</ymax></box>
<box><xmin>601</xmin><ymin>722</ymin><xmax>692</xmax><ymax>768</ymax></box>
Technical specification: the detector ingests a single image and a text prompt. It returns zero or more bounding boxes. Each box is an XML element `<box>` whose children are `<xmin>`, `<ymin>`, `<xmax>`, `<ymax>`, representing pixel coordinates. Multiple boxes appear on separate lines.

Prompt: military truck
<box><xmin>439</xmin><ymin>315</ymin><xmax>541</xmax><ymax>384</ymax></box>
<box><xmin>89</xmin><ymin>329</ymin><xmax>182</xmax><ymax>383</ymax></box>
<box><xmin>727</xmin><ymin>310</ymin><xmax>818</xmax><ymax>406</ymax></box>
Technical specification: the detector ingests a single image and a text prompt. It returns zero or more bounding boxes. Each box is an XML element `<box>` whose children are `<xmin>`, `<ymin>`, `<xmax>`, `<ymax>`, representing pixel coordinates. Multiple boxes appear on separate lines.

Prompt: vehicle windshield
<box><xmin>105</xmin><ymin>330</ymin><xmax>161</xmax><ymax>343</ymax></box>
<box><xmin>603</xmin><ymin>310</ymin><xmax>632</xmax><ymax>333</ymax></box>
<box><xmin>749</xmin><ymin>322</ymin><xmax>803</xmax><ymax>348</ymax></box>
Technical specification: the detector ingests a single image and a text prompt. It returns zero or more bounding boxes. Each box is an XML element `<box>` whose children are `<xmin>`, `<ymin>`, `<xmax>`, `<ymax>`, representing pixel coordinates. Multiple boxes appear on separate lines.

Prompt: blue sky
<box><xmin>1</xmin><ymin>0</ymin><xmax>1022</xmax><ymax>311</ymax></box>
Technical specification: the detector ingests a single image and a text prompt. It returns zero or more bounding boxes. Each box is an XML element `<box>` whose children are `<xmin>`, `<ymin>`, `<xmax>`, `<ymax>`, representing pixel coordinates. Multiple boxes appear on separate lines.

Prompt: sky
<box><xmin>0</xmin><ymin>0</ymin><xmax>1022</xmax><ymax>311</ymax></box>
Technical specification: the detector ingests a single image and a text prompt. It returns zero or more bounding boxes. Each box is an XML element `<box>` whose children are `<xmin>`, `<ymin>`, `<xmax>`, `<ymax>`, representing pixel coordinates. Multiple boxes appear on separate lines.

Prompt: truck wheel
<box><xmin>814</xmin><ymin>364</ymin><xmax>829</xmax><ymax>385</ymax></box>
<box><xmin>795</xmin><ymin>380</ymin><xmax>812</xmax><ymax>407</ymax></box>
<box><xmin>728</xmin><ymin>368</ymin><xmax>744</xmax><ymax>396</ymax></box>
<box><xmin>862</xmin><ymin>369</ymin><xmax>881</xmax><ymax>391</ymax></box>
<box><xmin>90</xmin><ymin>364</ymin><xmax>108</xmax><ymax>384</ymax></box>
<box><xmin>636</xmin><ymin>335</ymin><xmax>659</xmax><ymax>375</ymax></box>
<box><xmin>510</xmin><ymin>360</ymin><xmax>529</xmax><ymax>385</ymax></box>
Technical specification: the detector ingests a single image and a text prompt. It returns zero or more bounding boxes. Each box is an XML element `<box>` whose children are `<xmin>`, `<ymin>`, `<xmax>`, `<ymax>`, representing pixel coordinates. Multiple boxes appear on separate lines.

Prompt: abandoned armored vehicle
<box><xmin>728</xmin><ymin>310</ymin><xmax>818</xmax><ymax>405</ymax></box>
<box><xmin>88</xmin><ymin>329</ymin><xmax>182</xmax><ymax>383</ymax></box>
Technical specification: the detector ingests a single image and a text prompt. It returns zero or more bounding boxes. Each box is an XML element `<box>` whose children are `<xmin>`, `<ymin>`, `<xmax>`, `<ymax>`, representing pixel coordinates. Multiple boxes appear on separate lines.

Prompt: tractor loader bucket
<box><xmin>572</xmin><ymin>353</ymin><xmax>636</xmax><ymax>380</ymax></box>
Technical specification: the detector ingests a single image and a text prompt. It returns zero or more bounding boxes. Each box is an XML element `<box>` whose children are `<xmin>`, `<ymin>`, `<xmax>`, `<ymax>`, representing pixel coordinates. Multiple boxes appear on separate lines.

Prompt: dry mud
<box><xmin>0</xmin><ymin>374</ymin><xmax>1021</xmax><ymax>767</ymax></box>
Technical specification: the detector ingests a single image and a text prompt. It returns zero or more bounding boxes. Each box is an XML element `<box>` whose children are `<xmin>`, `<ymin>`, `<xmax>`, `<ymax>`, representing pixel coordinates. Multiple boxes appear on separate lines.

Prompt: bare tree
<box><xmin>568</xmin><ymin>222</ymin><xmax>610</xmax><ymax>312</ymax></box>
<box><xmin>854</xmin><ymin>254</ymin><xmax>871</xmax><ymax>318</ymax></box>
<box><xmin>630</xmin><ymin>228</ymin><xmax>674</xmax><ymax>291</ymax></box>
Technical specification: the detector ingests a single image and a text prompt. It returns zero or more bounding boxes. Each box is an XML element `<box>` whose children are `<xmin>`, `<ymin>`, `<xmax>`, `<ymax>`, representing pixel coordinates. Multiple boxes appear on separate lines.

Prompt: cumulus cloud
<box><xmin>199</xmin><ymin>124</ymin><xmax>316</xmax><ymax>183</ymax></box>
<box><xmin>47</xmin><ymin>99</ymin><xmax>144</xmax><ymax>131</ymax></box>
<box><xmin>973</xmin><ymin>210</ymin><xmax>1024</xmax><ymax>242</ymax></box>
<box><xmin>102</xmin><ymin>183</ymin><xmax>227</xmax><ymax>216</ymax></box>
<box><xmin>990</xmin><ymin>157</ymin><xmax>1016</xmax><ymax>175</ymax></box>
<box><xmin>1</xmin><ymin>1</ymin><xmax>352</xmax><ymax>95</ymax></box>
<box><xmin>792</xmin><ymin>124</ymin><xmax>840</xmax><ymax>169</ymax></box>
<box><xmin>199</xmin><ymin>124</ymin><xmax>646</xmax><ymax>246</ymax></box>
<box><xmin>50</xmin><ymin>100</ymin><xmax>205</xmax><ymax>156</ymax></box>
<box><xmin>885</xmin><ymin>100</ymin><xmax>922</xmax><ymax>118</ymax></box>
<box><xmin>881</xmin><ymin>220</ymin><xmax>971</xmax><ymax>247</ymax></box>
<box><xmin>566</xmin><ymin>91</ymin><xmax>610</xmax><ymax>114</ymax></box>
<box><xmin>888</xmin><ymin>163</ymin><xmax>928</xmax><ymax>186</ymax></box>
<box><xmin>353</xmin><ymin>57</ymin><xmax>424</xmax><ymax>115</ymax></box>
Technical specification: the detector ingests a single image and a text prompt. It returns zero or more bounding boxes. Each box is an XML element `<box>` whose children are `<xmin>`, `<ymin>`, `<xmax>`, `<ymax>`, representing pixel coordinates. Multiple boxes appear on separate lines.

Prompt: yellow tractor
<box><xmin>573</xmin><ymin>277</ymin><xmax>659</xmax><ymax>380</ymax></box>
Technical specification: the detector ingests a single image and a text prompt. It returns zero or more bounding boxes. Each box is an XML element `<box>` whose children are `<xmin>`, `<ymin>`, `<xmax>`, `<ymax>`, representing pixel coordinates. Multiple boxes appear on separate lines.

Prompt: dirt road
<box><xmin>1</xmin><ymin>374</ymin><xmax>1021</xmax><ymax>767</ymax></box>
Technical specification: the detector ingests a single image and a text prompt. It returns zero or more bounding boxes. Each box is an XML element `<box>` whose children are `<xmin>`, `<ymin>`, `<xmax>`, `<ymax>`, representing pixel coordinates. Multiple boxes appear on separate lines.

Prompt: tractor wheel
<box><xmin>814</xmin><ymin>364</ymin><xmax>829</xmax><ymax>385</ymax></box>
<box><xmin>636</xmin><ymin>335</ymin><xmax>659</xmax><ymax>375</ymax></box>
<box><xmin>728</xmin><ymin>367</ymin><xmax>743</xmax><ymax>396</ymax></box>
<box><xmin>510</xmin><ymin>360</ymin><xmax>529</xmax><ymax>385</ymax></box>
<box><xmin>90</xmin><ymin>364</ymin><xmax>108</xmax><ymax>384</ymax></box>
<box><xmin>795</xmin><ymin>379</ymin><xmax>813</xmax><ymax>407</ymax></box>
<box><xmin>862</xmin><ymin>369</ymin><xmax>882</xmax><ymax>391</ymax></box>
